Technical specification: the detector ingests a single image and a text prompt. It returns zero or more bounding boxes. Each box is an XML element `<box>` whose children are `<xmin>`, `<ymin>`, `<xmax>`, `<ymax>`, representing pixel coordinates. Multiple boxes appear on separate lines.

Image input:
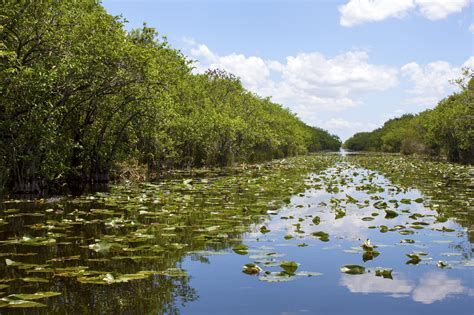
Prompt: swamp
<box><xmin>0</xmin><ymin>153</ymin><xmax>472</xmax><ymax>314</ymax></box>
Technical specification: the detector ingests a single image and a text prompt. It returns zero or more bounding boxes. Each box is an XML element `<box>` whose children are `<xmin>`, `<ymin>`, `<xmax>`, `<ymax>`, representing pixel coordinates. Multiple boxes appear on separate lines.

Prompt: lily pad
<box><xmin>279</xmin><ymin>261</ymin><xmax>299</xmax><ymax>274</ymax></box>
<box><xmin>384</xmin><ymin>210</ymin><xmax>398</xmax><ymax>219</ymax></box>
<box><xmin>340</xmin><ymin>265</ymin><xmax>365</xmax><ymax>275</ymax></box>
<box><xmin>233</xmin><ymin>244</ymin><xmax>249</xmax><ymax>255</ymax></box>
<box><xmin>8</xmin><ymin>292</ymin><xmax>61</xmax><ymax>300</ymax></box>
<box><xmin>242</xmin><ymin>263</ymin><xmax>263</xmax><ymax>275</ymax></box>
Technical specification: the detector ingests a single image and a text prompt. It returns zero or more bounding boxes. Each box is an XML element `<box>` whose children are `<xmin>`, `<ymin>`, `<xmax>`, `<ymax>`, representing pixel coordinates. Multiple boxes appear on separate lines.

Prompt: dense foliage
<box><xmin>0</xmin><ymin>1</ymin><xmax>340</xmax><ymax>193</ymax></box>
<box><xmin>344</xmin><ymin>75</ymin><xmax>474</xmax><ymax>164</ymax></box>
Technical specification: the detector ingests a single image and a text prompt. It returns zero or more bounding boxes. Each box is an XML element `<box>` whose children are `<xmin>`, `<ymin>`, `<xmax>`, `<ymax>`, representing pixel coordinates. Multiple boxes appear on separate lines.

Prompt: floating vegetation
<box><xmin>242</xmin><ymin>264</ymin><xmax>263</xmax><ymax>275</ymax></box>
<box><xmin>232</xmin><ymin>244</ymin><xmax>249</xmax><ymax>255</ymax></box>
<box><xmin>312</xmin><ymin>231</ymin><xmax>329</xmax><ymax>242</ymax></box>
<box><xmin>0</xmin><ymin>154</ymin><xmax>472</xmax><ymax>312</ymax></box>
<box><xmin>375</xmin><ymin>268</ymin><xmax>393</xmax><ymax>279</ymax></box>
<box><xmin>340</xmin><ymin>265</ymin><xmax>366</xmax><ymax>275</ymax></box>
<box><xmin>279</xmin><ymin>261</ymin><xmax>299</xmax><ymax>274</ymax></box>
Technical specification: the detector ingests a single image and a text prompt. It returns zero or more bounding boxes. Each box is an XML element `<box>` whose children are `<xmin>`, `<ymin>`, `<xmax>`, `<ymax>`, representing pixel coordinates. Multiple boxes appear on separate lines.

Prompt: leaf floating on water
<box><xmin>260</xmin><ymin>226</ymin><xmax>270</xmax><ymax>234</ymax></box>
<box><xmin>7</xmin><ymin>292</ymin><xmax>61</xmax><ymax>301</ymax></box>
<box><xmin>21</xmin><ymin>277</ymin><xmax>49</xmax><ymax>283</ymax></box>
<box><xmin>373</xmin><ymin>201</ymin><xmax>388</xmax><ymax>209</ymax></box>
<box><xmin>312</xmin><ymin>231</ymin><xmax>329</xmax><ymax>242</ymax></box>
<box><xmin>0</xmin><ymin>300</ymin><xmax>47</xmax><ymax>308</ymax></box>
<box><xmin>295</xmin><ymin>271</ymin><xmax>322</xmax><ymax>277</ymax></box>
<box><xmin>242</xmin><ymin>263</ymin><xmax>263</xmax><ymax>275</ymax></box>
<box><xmin>384</xmin><ymin>210</ymin><xmax>398</xmax><ymax>219</ymax></box>
<box><xmin>232</xmin><ymin>244</ymin><xmax>249</xmax><ymax>255</ymax></box>
<box><xmin>362</xmin><ymin>251</ymin><xmax>380</xmax><ymax>262</ymax></box>
<box><xmin>437</xmin><ymin>261</ymin><xmax>448</xmax><ymax>268</ymax></box>
<box><xmin>88</xmin><ymin>241</ymin><xmax>123</xmax><ymax>254</ymax></box>
<box><xmin>361</xmin><ymin>239</ymin><xmax>376</xmax><ymax>252</ymax></box>
<box><xmin>340</xmin><ymin>265</ymin><xmax>365</xmax><ymax>275</ymax></box>
<box><xmin>312</xmin><ymin>216</ymin><xmax>320</xmax><ymax>225</ymax></box>
<box><xmin>435</xmin><ymin>226</ymin><xmax>455</xmax><ymax>233</ymax></box>
<box><xmin>375</xmin><ymin>268</ymin><xmax>393</xmax><ymax>279</ymax></box>
<box><xmin>399</xmin><ymin>199</ymin><xmax>411</xmax><ymax>205</ymax></box>
<box><xmin>335</xmin><ymin>209</ymin><xmax>346</xmax><ymax>220</ymax></box>
<box><xmin>435</xmin><ymin>216</ymin><xmax>448</xmax><ymax>223</ymax></box>
<box><xmin>279</xmin><ymin>261</ymin><xmax>299</xmax><ymax>274</ymax></box>
<box><xmin>259</xmin><ymin>272</ymin><xmax>293</xmax><ymax>282</ymax></box>
<box><xmin>406</xmin><ymin>253</ymin><xmax>421</xmax><ymax>265</ymax></box>
<box><xmin>159</xmin><ymin>268</ymin><xmax>187</xmax><ymax>277</ymax></box>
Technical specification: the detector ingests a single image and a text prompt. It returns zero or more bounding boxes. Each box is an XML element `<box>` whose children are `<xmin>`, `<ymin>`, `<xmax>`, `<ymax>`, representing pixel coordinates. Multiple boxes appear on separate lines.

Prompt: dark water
<box><xmin>0</xmin><ymin>154</ymin><xmax>472</xmax><ymax>314</ymax></box>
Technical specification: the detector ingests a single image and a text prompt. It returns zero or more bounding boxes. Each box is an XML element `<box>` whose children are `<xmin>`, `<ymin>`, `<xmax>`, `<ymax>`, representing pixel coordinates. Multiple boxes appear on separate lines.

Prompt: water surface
<box><xmin>0</xmin><ymin>154</ymin><xmax>472</xmax><ymax>314</ymax></box>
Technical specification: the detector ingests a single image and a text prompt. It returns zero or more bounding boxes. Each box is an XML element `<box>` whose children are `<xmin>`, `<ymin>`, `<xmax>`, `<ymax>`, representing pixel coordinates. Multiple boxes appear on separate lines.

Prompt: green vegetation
<box><xmin>0</xmin><ymin>1</ymin><xmax>340</xmax><ymax>194</ymax></box>
<box><xmin>343</xmin><ymin>74</ymin><xmax>474</xmax><ymax>164</ymax></box>
<box><xmin>0</xmin><ymin>154</ymin><xmax>472</xmax><ymax>312</ymax></box>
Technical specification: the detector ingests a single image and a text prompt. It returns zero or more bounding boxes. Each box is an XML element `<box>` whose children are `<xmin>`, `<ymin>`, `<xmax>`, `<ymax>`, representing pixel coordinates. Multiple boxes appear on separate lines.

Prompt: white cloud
<box><xmin>464</xmin><ymin>56</ymin><xmax>474</xmax><ymax>68</ymax></box>
<box><xmin>320</xmin><ymin>118</ymin><xmax>378</xmax><ymax>131</ymax></box>
<box><xmin>183</xmin><ymin>39</ymin><xmax>471</xmax><ymax>138</ymax></box>
<box><xmin>400</xmin><ymin>57</ymin><xmax>473</xmax><ymax>105</ymax></box>
<box><xmin>415</xmin><ymin>0</ymin><xmax>470</xmax><ymax>20</ymax></box>
<box><xmin>339</xmin><ymin>0</ymin><xmax>471</xmax><ymax>26</ymax></box>
<box><xmin>341</xmin><ymin>273</ymin><xmax>414</xmax><ymax>295</ymax></box>
<box><xmin>339</xmin><ymin>0</ymin><xmax>415</xmax><ymax>27</ymax></box>
<box><xmin>341</xmin><ymin>271</ymin><xmax>473</xmax><ymax>304</ymax></box>
<box><xmin>469</xmin><ymin>23</ymin><xmax>474</xmax><ymax>32</ymax></box>
<box><xmin>185</xmin><ymin>40</ymin><xmax>398</xmax><ymax>114</ymax></box>
<box><xmin>280</xmin><ymin>51</ymin><xmax>398</xmax><ymax>96</ymax></box>
<box><xmin>412</xmin><ymin>272</ymin><xmax>468</xmax><ymax>304</ymax></box>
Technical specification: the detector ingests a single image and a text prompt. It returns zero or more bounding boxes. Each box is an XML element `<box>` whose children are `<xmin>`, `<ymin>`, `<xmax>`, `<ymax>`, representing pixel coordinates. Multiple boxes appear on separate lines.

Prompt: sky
<box><xmin>102</xmin><ymin>0</ymin><xmax>474</xmax><ymax>140</ymax></box>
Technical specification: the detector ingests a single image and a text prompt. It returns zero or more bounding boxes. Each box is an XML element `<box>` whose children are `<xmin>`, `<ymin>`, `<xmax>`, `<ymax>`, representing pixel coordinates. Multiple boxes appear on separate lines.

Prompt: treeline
<box><xmin>344</xmin><ymin>76</ymin><xmax>474</xmax><ymax>164</ymax></box>
<box><xmin>0</xmin><ymin>1</ymin><xmax>340</xmax><ymax>194</ymax></box>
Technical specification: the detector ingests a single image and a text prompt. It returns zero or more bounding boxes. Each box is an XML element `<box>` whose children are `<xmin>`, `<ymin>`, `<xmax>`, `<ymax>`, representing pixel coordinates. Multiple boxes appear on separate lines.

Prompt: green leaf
<box><xmin>8</xmin><ymin>292</ymin><xmax>61</xmax><ymax>300</ymax></box>
<box><xmin>340</xmin><ymin>265</ymin><xmax>365</xmax><ymax>275</ymax></box>
<box><xmin>384</xmin><ymin>210</ymin><xmax>398</xmax><ymax>219</ymax></box>
<box><xmin>232</xmin><ymin>244</ymin><xmax>249</xmax><ymax>255</ymax></box>
<box><xmin>279</xmin><ymin>261</ymin><xmax>299</xmax><ymax>274</ymax></box>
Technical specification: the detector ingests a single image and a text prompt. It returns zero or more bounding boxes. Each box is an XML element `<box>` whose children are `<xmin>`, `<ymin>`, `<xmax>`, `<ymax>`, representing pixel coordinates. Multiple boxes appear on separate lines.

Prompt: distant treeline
<box><xmin>0</xmin><ymin>1</ymin><xmax>340</xmax><ymax>194</ymax></box>
<box><xmin>344</xmin><ymin>76</ymin><xmax>474</xmax><ymax>164</ymax></box>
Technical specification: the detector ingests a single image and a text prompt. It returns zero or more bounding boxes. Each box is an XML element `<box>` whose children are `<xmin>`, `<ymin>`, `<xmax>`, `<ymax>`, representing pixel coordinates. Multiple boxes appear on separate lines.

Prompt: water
<box><xmin>0</xmin><ymin>154</ymin><xmax>472</xmax><ymax>314</ymax></box>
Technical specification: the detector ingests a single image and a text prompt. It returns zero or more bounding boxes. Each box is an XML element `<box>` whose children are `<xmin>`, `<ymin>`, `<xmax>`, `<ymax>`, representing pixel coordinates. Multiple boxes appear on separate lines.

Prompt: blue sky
<box><xmin>102</xmin><ymin>0</ymin><xmax>473</xmax><ymax>140</ymax></box>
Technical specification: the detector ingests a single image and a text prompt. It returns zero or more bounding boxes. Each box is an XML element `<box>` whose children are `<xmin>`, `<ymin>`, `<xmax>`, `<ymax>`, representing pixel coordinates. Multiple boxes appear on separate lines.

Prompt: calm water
<box><xmin>0</xmin><ymin>154</ymin><xmax>472</xmax><ymax>314</ymax></box>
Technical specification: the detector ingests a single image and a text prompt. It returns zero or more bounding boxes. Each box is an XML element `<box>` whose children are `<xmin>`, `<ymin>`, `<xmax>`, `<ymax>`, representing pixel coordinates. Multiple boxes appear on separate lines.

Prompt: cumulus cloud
<box><xmin>339</xmin><ymin>0</ymin><xmax>415</xmax><ymax>27</ymax></box>
<box><xmin>320</xmin><ymin>118</ymin><xmax>378</xmax><ymax>131</ymax></box>
<box><xmin>183</xmin><ymin>39</ymin><xmax>471</xmax><ymax>137</ymax></box>
<box><xmin>412</xmin><ymin>272</ymin><xmax>469</xmax><ymax>304</ymax></box>
<box><xmin>415</xmin><ymin>0</ymin><xmax>470</xmax><ymax>20</ymax></box>
<box><xmin>185</xmin><ymin>40</ymin><xmax>398</xmax><ymax>113</ymax></box>
<box><xmin>401</xmin><ymin>56</ymin><xmax>473</xmax><ymax>105</ymax></box>
<box><xmin>339</xmin><ymin>0</ymin><xmax>471</xmax><ymax>26</ymax></box>
<box><xmin>341</xmin><ymin>273</ymin><xmax>414</xmax><ymax>295</ymax></box>
<box><xmin>469</xmin><ymin>23</ymin><xmax>474</xmax><ymax>33</ymax></box>
<box><xmin>341</xmin><ymin>271</ymin><xmax>473</xmax><ymax>304</ymax></box>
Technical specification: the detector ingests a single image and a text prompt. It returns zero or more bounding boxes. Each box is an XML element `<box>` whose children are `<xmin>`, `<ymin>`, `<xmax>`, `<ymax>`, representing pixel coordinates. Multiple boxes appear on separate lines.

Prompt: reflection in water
<box><xmin>340</xmin><ymin>273</ymin><xmax>413</xmax><ymax>295</ymax></box>
<box><xmin>341</xmin><ymin>271</ymin><xmax>474</xmax><ymax>304</ymax></box>
<box><xmin>412</xmin><ymin>272</ymin><xmax>473</xmax><ymax>304</ymax></box>
<box><xmin>0</xmin><ymin>154</ymin><xmax>473</xmax><ymax>313</ymax></box>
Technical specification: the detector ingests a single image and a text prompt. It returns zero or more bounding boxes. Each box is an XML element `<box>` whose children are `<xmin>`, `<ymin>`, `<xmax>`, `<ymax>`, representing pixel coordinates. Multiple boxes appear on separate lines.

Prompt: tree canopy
<box><xmin>343</xmin><ymin>74</ymin><xmax>474</xmax><ymax>164</ymax></box>
<box><xmin>0</xmin><ymin>1</ymin><xmax>340</xmax><ymax>194</ymax></box>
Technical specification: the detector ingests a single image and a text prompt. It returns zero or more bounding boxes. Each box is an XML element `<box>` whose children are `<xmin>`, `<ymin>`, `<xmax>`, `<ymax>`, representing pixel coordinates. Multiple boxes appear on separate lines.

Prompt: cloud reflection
<box><xmin>340</xmin><ymin>271</ymin><xmax>473</xmax><ymax>304</ymax></box>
